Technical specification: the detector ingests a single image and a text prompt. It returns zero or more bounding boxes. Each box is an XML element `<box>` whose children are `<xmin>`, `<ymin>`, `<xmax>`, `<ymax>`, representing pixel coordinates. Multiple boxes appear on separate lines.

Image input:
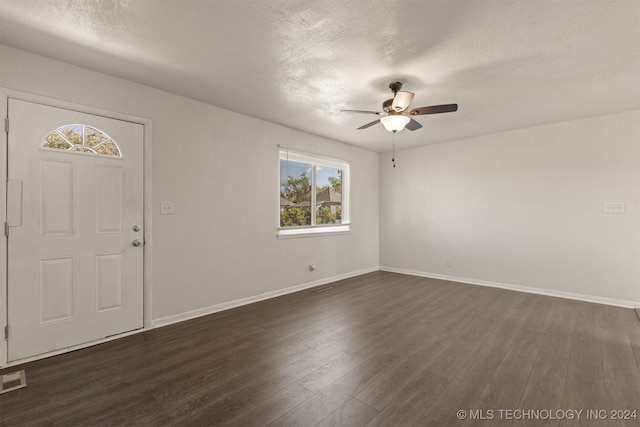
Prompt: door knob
<box><xmin>132</xmin><ymin>225</ymin><xmax>140</xmax><ymax>232</ymax></box>
<box><xmin>132</xmin><ymin>239</ymin><xmax>142</xmax><ymax>247</ymax></box>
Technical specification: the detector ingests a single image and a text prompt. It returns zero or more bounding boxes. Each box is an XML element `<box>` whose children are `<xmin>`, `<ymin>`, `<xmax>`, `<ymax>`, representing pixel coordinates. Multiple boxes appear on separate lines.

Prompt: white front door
<box><xmin>6</xmin><ymin>99</ymin><xmax>144</xmax><ymax>362</ymax></box>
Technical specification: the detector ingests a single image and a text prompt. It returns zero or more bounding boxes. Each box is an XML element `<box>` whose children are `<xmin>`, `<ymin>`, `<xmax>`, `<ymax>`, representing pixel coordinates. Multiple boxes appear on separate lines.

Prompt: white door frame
<box><xmin>0</xmin><ymin>88</ymin><xmax>154</xmax><ymax>367</ymax></box>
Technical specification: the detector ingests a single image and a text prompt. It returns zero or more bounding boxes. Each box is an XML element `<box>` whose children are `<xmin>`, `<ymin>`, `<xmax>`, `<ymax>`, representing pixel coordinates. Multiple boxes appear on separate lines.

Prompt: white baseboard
<box><xmin>1</xmin><ymin>267</ymin><xmax>379</xmax><ymax>368</ymax></box>
<box><xmin>4</xmin><ymin>265</ymin><xmax>634</xmax><ymax>368</ymax></box>
<box><xmin>152</xmin><ymin>266</ymin><xmax>380</xmax><ymax>328</ymax></box>
<box><xmin>380</xmin><ymin>266</ymin><xmax>640</xmax><ymax>309</ymax></box>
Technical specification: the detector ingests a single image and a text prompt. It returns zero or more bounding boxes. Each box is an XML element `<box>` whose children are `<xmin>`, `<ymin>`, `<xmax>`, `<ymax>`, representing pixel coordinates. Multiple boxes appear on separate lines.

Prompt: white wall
<box><xmin>0</xmin><ymin>45</ymin><xmax>380</xmax><ymax>323</ymax></box>
<box><xmin>1</xmin><ymin>43</ymin><xmax>637</xmax><ymax>338</ymax></box>
<box><xmin>380</xmin><ymin>110</ymin><xmax>640</xmax><ymax>306</ymax></box>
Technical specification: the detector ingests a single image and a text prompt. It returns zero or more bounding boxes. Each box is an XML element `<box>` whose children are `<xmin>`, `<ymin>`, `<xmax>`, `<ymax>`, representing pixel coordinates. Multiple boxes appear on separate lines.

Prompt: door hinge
<box><xmin>4</xmin><ymin>117</ymin><xmax>8</xmax><ymax>133</ymax></box>
<box><xmin>4</xmin><ymin>325</ymin><xmax>7</xmax><ymax>340</ymax></box>
<box><xmin>4</xmin><ymin>222</ymin><xmax>8</xmax><ymax>237</ymax></box>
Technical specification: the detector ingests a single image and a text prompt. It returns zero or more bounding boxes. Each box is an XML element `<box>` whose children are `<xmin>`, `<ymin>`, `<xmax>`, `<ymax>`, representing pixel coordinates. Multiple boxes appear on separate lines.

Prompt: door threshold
<box><xmin>2</xmin><ymin>326</ymin><xmax>146</xmax><ymax>368</ymax></box>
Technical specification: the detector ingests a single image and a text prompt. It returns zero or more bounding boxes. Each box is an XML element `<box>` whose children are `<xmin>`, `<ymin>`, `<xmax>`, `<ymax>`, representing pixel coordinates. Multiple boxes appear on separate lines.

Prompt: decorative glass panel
<box><xmin>42</xmin><ymin>124</ymin><xmax>122</xmax><ymax>157</ymax></box>
<box><xmin>45</xmin><ymin>133</ymin><xmax>72</xmax><ymax>150</ymax></box>
<box><xmin>96</xmin><ymin>141</ymin><xmax>120</xmax><ymax>156</ymax></box>
<box><xmin>71</xmin><ymin>146</ymin><xmax>93</xmax><ymax>153</ymax></box>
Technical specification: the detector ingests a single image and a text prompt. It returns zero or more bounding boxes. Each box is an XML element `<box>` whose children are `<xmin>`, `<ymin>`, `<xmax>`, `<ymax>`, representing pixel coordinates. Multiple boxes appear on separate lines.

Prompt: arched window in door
<box><xmin>42</xmin><ymin>124</ymin><xmax>122</xmax><ymax>157</ymax></box>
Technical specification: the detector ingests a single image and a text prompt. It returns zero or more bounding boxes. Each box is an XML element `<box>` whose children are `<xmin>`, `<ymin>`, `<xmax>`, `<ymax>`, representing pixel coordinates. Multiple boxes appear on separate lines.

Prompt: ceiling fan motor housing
<box><xmin>382</xmin><ymin>98</ymin><xmax>395</xmax><ymax>112</ymax></box>
<box><xmin>389</xmin><ymin>81</ymin><xmax>403</xmax><ymax>93</ymax></box>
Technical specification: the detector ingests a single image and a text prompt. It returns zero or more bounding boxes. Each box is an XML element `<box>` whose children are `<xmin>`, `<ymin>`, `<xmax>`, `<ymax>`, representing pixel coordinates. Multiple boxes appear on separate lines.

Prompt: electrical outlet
<box><xmin>160</xmin><ymin>202</ymin><xmax>175</xmax><ymax>215</ymax></box>
<box><xmin>447</xmin><ymin>259</ymin><xmax>453</xmax><ymax>267</ymax></box>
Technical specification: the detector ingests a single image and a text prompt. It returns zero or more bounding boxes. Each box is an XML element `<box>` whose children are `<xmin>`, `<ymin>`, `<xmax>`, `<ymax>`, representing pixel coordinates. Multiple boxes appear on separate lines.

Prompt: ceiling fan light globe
<box><xmin>380</xmin><ymin>115</ymin><xmax>411</xmax><ymax>132</ymax></box>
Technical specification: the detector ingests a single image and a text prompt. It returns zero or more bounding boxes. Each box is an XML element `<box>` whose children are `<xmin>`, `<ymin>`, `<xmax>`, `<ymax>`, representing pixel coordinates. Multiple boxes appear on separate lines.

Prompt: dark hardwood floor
<box><xmin>1</xmin><ymin>271</ymin><xmax>639</xmax><ymax>426</ymax></box>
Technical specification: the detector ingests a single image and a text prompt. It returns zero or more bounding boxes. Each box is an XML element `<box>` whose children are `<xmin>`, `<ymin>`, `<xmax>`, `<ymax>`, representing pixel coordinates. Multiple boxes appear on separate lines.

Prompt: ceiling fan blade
<box><xmin>408</xmin><ymin>103</ymin><xmax>458</xmax><ymax>115</ymax></box>
<box><xmin>405</xmin><ymin>118</ymin><xmax>423</xmax><ymax>131</ymax></box>
<box><xmin>341</xmin><ymin>109</ymin><xmax>383</xmax><ymax>115</ymax></box>
<box><xmin>357</xmin><ymin>119</ymin><xmax>381</xmax><ymax>130</ymax></box>
<box><xmin>391</xmin><ymin>91</ymin><xmax>415</xmax><ymax>112</ymax></box>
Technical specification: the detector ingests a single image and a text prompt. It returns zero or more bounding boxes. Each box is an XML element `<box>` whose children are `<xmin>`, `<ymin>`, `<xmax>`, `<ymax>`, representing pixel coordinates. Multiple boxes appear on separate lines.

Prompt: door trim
<box><xmin>0</xmin><ymin>88</ymin><xmax>154</xmax><ymax>367</ymax></box>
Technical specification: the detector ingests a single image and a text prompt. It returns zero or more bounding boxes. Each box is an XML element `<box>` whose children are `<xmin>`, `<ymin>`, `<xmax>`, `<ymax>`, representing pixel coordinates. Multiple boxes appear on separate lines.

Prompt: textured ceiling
<box><xmin>1</xmin><ymin>0</ymin><xmax>639</xmax><ymax>152</ymax></box>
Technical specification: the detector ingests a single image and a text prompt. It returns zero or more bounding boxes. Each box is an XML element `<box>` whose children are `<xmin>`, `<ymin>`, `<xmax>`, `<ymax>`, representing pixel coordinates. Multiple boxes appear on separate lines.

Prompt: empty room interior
<box><xmin>0</xmin><ymin>0</ymin><xmax>639</xmax><ymax>426</ymax></box>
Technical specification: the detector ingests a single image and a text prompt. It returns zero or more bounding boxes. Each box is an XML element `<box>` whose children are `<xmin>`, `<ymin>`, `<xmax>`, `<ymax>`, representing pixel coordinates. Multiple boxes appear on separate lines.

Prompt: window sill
<box><xmin>277</xmin><ymin>224</ymin><xmax>350</xmax><ymax>239</ymax></box>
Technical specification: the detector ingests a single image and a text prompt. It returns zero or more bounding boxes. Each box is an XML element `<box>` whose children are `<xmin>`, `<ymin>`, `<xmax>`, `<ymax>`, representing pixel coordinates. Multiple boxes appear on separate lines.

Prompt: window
<box><xmin>279</xmin><ymin>148</ymin><xmax>349</xmax><ymax>237</ymax></box>
<box><xmin>42</xmin><ymin>124</ymin><xmax>122</xmax><ymax>157</ymax></box>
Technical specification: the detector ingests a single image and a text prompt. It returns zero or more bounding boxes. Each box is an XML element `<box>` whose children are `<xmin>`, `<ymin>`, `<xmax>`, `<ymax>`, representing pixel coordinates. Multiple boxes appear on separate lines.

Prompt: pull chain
<box><xmin>392</xmin><ymin>131</ymin><xmax>396</xmax><ymax>168</ymax></box>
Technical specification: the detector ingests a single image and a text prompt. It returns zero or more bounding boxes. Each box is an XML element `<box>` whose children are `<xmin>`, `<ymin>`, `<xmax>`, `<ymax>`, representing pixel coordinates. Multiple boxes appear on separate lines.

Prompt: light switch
<box><xmin>604</xmin><ymin>203</ymin><xmax>624</xmax><ymax>214</ymax></box>
<box><xmin>160</xmin><ymin>202</ymin><xmax>175</xmax><ymax>215</ymax></box>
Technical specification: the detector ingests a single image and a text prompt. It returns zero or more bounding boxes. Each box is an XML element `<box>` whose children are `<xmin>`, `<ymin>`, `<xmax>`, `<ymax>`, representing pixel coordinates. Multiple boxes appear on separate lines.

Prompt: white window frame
<box><xmin>278</xmin><ymin>148</ymin><xmax>350</xmax><ymax>238</ymax></box>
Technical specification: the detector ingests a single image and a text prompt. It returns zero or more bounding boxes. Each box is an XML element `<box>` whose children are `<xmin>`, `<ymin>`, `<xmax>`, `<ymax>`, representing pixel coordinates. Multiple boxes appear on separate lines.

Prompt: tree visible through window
<box><xmin>42</xmin><ymin>124</ymin><xmax>122</xmax><ymax>157</ymax></box>
<box><xmin>280</xmin><ymin>160</ymin><xmax>313</xmax><ymax>226</ymax></box>
<box><xmin>279</xmin><ymin>149</ymin><xmax>349</xmax><ymax>233</ymax></box>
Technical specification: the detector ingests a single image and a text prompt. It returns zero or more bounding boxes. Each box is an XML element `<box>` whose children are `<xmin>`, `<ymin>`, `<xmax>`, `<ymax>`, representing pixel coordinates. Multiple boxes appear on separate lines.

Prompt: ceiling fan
<box><xmin>341</xmin><ymin>82</ymin><xmax>458</xmax><ymax>133</ymax></box>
